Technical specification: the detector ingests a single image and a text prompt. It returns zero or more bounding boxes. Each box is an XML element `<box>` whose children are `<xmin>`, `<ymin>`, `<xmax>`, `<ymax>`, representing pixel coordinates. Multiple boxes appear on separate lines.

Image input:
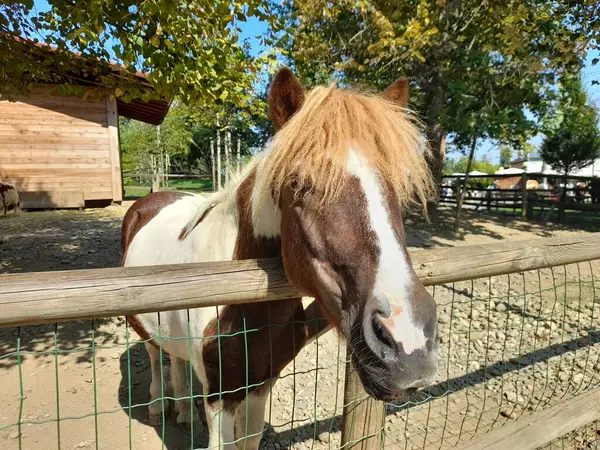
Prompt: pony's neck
<box><xmin>230</xmin><ymin>155</ymin><xmax>282</xmax><ymax>260</ymax></box>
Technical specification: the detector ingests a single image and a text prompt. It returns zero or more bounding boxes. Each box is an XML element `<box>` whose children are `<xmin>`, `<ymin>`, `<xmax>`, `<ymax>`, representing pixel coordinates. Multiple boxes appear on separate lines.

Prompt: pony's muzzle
<box><xmin>357</xmin><ymin>293</ymin><xmax>439</xmax><ymax>398</ymax></box>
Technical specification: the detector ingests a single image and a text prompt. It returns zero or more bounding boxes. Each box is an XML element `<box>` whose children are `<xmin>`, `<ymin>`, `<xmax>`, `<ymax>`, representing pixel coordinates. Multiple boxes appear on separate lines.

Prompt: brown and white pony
<box><xmin>121</xmin><ymin>68</ymin><xmax>439</xmax><ymax>449</ymax></box>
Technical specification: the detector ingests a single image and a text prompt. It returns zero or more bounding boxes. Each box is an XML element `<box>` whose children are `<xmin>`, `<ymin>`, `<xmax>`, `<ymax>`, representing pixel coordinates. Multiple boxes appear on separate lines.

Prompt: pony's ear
<box><xmin>383</xmin><ymin>78</ymin><xmax>409</xmax><ymax>107</ymax></box>
<box><xmin>268</xmin><ymin>67</ymin><xmax>305</xmax><ymax>130</ymax></box>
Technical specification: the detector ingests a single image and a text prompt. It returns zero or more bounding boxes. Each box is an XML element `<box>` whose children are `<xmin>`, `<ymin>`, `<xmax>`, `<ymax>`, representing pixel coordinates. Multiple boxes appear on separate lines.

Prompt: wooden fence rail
<box><xmin>1</xmin><ymin>233</ymin><xmax>599</xmax><ymax>328</ymax></box>
<box><xmin>457</xmin><ymin>387</ymin><xmax>600</xmax><ymax>450</ymax></box>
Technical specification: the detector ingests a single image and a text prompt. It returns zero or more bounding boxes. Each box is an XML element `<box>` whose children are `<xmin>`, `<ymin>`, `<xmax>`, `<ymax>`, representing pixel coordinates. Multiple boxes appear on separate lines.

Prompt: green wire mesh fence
<box><xmin>382</xmin><ymin>261</ymin><xmax>600</xmax><ymax>450</ymax></box>
<box><xmin>0</xmin><ymin>260</ymin><xmax>599</xmax><ymax>449</ymax></box>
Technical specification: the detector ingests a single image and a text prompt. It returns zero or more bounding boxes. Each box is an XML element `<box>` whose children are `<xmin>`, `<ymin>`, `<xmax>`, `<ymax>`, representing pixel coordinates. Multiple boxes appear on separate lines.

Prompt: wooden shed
<box><xmin>0</xmin><ymin>37</ymin><xmax>170</xmax><ymax>209</ymax></box>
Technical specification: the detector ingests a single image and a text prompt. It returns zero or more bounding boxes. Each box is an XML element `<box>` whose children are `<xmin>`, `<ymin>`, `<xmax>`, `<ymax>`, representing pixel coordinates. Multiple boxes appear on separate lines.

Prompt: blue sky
<box><xmin>31</xmin><ymin>0</ymin><xmax>600</xmax><ymax>163</ymax></box>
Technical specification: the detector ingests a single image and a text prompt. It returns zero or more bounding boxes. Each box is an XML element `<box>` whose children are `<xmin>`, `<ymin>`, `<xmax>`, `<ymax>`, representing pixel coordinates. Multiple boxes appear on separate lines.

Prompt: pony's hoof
<box><xmin>176</xmin><ymin>409</ymin><xmax>201</xmax><ymax>435</ymax></box>
<box><xmin>148</xmin><ymin>411</ymin><xmax>163</xmax><ymax>426</ymax></box>
<box><xmin>148</xmin><ymin>400</ymin><xmax>170</xmax><ymax>426</ymax></box>
<box><xmin>176</xmin><ymin>418</ymin><xmax>193</xmax><ymax>434</ymax></box>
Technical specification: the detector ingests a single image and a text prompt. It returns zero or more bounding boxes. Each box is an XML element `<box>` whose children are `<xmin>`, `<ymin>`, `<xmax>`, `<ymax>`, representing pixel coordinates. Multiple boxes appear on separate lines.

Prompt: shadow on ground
<box><xmin>403</xmin><ymin>207</ymin><xmax>598</xmax><ymax>249</ymax></box>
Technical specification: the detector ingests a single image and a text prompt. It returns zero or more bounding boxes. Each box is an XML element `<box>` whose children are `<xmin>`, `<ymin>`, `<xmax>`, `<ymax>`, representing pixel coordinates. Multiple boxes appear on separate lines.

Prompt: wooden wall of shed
<box><xmin>0</xmin><ymin>87</ymin><xmax>121</xmax><ymax>208</ymax></box>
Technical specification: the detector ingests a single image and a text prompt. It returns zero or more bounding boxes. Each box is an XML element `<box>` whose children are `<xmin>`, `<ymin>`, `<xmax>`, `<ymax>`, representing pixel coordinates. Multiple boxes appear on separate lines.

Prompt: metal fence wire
<box><xmin>0</xmin><ymin>260</ymin><xmax>599</xmax><ymax>450</ymax></box>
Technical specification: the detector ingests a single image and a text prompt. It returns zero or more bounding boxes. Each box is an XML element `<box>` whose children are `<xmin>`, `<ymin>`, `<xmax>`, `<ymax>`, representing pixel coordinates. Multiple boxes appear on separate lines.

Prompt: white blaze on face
<box><xmin>346</xmin><ymin>149</ymin><xmax>426</xmax><ymax>355</ymax></box>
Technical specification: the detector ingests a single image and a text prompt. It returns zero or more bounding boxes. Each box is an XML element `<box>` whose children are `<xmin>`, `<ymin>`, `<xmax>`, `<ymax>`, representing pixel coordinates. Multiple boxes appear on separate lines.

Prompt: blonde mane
<box><xmin>182</xmin><ymin>84</ymin><xmax>434</xmax><ymax>240</ymax></box>
<box><xmin>257</xmin><ymin>84</ymin><xmax>434</xmax><ymax>211</ymax></box>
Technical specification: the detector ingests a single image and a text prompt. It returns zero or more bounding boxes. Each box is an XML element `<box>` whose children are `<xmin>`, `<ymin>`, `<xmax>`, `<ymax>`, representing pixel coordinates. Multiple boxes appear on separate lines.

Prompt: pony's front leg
<box><xmin>145</xmin><ymin>342</ymin><xmax>169</xmax><ymax>426</ymax></box>
<box><xmin>234</xmin><ymin>388</ymin><xmax>270</xmax><ymax>450</ymax></box>
<box><xmin>170</xmin><ymin>355</ymin><xmax>200</xmax><ymax>433</ymax></box>
<box><xmin>204</xmin><ymin>395</ymin><xmax>236</xmax><ymax>450</ymax></box>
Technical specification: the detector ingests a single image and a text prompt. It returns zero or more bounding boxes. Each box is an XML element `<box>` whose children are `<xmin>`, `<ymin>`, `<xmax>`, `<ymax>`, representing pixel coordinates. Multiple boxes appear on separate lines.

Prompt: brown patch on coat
<box><xmin>383</xmin><ymin>78</ymin><xmax>410</xmax><ymax>107</ymax></box>
<box><xmin>268</xmin><ymin>67</ymin><xmax>305</xmax><ymax>131</ymax></box>
<box><xmin>0</xmin><ymin>183</ymin><xmax>16</xmax><ymax>194</ymax></box>
<box><xmin>278</xmin><ymin>177</ymin><xmax>379</xmax><ymax>332</ymax></box>
<box><xmin>178</xmin><ymin>203</ymin><xmax>216</xmax><ymax>241</ymax></box>
<box><xmin>121</xmin><ymin>191</ymin><xmax>192</xmax><ymax>349</ymax></box>
<box><xmin>201</xmin><ymin>169</ymin><xmax>308</xmax><ymax>412</ymax></box>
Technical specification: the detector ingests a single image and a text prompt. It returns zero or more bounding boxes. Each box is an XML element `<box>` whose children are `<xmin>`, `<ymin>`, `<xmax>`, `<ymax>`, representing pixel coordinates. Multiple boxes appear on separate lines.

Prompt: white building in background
<box><xmin>524</xmin><ymin>152</ymin><xmax>600</xmax><ymax>177</ymax></box>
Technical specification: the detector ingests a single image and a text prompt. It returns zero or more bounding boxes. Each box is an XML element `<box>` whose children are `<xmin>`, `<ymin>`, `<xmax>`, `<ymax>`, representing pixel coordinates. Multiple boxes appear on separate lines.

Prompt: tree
<box><xmin>1</xmin><ymin>0</ymin><xmax>277</xmax><ymax>107</ymax></box>
<box><xmin>541</xmin><ymin>128</ymin><xmax>599</xmax><ymax>177</ymax></box>
<box><xmin>445</xmin><ymin>156</ymin><xmax>499</xmax><ymax>176</ymax></box>
<box><xmin>274</xmin><ymin>0</ymin><xmax>600</xmax><ymax>203</ymax></box>
<box><xmin>516</xmin><ymin>142</ymin><xmax>535</xmax><ymax>160</ymax></box>
<box><xmin>499</xmin><ymin>147</ymin><xmax>513</xmax><ymax>167</ymax></box>
<box><xmin>120</xmin><ymin>103</ymin><xmax>193</xmax><ymax>174</ymax></box>
<box><xmin>540</xmin><ymin>74</ymin><xmax>600</xmax><ymax>200</ymax></box>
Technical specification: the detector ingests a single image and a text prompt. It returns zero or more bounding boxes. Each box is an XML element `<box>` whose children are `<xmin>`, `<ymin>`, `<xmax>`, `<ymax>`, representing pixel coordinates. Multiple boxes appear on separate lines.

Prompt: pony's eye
<box><xmin>290</xmin><ymin>178</ymin><xmax>311</xmax><ymax>194</ymax></box>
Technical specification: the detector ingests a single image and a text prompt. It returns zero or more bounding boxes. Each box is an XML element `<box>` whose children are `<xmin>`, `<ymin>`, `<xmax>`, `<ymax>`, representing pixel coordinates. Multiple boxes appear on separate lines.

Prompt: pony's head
<box><xmin>253</xmin><ymin>68</ymin><xmax>439</xmax><ymax>402</ymax></box>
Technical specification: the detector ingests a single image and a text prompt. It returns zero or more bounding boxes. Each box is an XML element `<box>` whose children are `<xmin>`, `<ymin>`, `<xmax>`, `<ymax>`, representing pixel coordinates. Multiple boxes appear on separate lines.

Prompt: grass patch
<box><xmin>124</xmin><ymin>178</ymin><xmax>214</xmax><ymax>200</ymax></box>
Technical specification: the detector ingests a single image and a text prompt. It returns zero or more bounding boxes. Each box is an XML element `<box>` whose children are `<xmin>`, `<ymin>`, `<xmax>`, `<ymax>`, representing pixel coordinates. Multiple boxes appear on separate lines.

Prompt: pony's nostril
<box><xmin>372</xmin><ymin>313</ymin><xmax>397</xmax><ymax>351</ymax></box>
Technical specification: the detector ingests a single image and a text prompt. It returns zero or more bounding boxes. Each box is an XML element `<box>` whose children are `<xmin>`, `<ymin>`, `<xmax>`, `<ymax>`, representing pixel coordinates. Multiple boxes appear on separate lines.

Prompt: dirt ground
<box><xmin>0</xmin><ymin>204</ymin><xmax>599</xmax><ymax>450</ymax></box>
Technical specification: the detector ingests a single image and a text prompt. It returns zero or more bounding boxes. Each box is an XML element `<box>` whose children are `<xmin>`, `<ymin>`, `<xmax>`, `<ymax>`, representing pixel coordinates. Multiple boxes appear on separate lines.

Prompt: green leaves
<box><xmin>279</xmin><ymin>0</ymin><xmax>598</xmax><ymax>155</ymax></box>
<box><xmin>1</xmin><ymin>0</ymin><xmax>278</xmax><ymax>111</ymax></box>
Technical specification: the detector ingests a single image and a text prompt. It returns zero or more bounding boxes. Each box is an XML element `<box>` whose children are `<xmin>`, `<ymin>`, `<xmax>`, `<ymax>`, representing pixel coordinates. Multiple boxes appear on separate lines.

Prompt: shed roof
<box><xmin>7</xmin><ymin>35</ymin><xmax>171</xmax><ymax>125</ymax></box>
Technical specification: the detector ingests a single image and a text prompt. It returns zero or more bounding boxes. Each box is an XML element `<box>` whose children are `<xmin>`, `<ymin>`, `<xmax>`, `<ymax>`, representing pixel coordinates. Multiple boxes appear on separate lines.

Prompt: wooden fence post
<box><xmin>341</xmin><ymin>355</ymin><xmax>385</xmax><ymax>449</ymax></box>
<box><xmin>521</xmin><ymin>173</ymin><xmax>528</xmax><ymax>218</ymax></box>
<box><xmin>526</xmin><ymin>191</ymin><xmax>534</xmax><ymax>220</ymax></box>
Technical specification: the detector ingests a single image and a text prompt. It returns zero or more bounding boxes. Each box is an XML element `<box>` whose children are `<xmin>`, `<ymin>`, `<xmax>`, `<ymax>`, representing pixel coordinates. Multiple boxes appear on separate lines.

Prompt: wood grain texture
<box><xmin>0</xmin><ymin>234</ymin><xmax>598</xmax><ymax>328</ymax></box>
<box><xmin>0</xmin><ymin>144</ymin><xmax>110</xmax><ymax>152</ymax></box>
<box><xmin>0</xmin><ymin>89</ymin><xmax>114</xmax><ymax>205</ymax></box>
<box><xmin>0</xmin><ymin>114</ymin><xmax>108</xmax><ymax>125</ymax></box>
<box><xmin>341</xmin><ymin>360</ymin><xmax>385</xmax><ymax>450</ymax></box>
<box><xmin>5</xmin><ymin>158</ymin><xmax>111</xmax><ymax>165</ymax></box>
<box><xmin>456</xmin><ymin>387</ymin><xmax>600</xmax><ymax>450</ymax></box>
<box><xmin>0</xmin><ymin>118</ymin><xmax>107</xmax><ymax>127</ymax></box>
<box><xmin>106</xmin><ymin>93</ymin><xmax>123</xmax><ymax>202</ymax></box>
<box><xmin>0</xmin><ymin>259</ymin><xmax>297</xmax><ymax>327</ymax></box>
<box><xmin>410</xmin><ymin>233</ymin><xmax>600</xmax><ymax>286</ymax></box>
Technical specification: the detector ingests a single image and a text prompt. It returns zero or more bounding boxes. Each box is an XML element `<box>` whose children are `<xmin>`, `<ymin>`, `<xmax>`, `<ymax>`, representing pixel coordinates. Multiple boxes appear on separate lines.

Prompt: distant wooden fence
<box><xmin>441</xmin><ymin>187</ymin><xmax>600</xmax><ymax>221</ymax></box>
<box><xmin>123</xmin><ymin>172</ymin><xmax>212</xmax><ymax>179</ymax></box>
<box><xmin>439</xmin><ymin>188</ymin><xmax>523</xmax><ymax>212</ymax></box>
<box><xmin>441</xmin><ymin>172</ymin><xmax>600</xmax><ymax>222</ymax></box>
<box><xmin>1</xmin><ymin>234</ymin><xmax>600</xmax><ymax>449</ymax></box>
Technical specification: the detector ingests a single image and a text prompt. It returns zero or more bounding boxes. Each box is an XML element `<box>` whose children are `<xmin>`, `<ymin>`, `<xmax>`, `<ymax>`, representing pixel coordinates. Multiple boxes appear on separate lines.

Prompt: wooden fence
<box><xmin>1</xmin><ymin>233</ymin><xmax>600</xmax><ymax>449</ymax></box>
<box><xmin>439</xmin><ymin>188</ymin><xmax>524</xmax><ymax>213</ymax></box>
<box><xmin>440</xmin><ymin>187</ymin><xmax>600</xmax><ymax>223</ymax></box>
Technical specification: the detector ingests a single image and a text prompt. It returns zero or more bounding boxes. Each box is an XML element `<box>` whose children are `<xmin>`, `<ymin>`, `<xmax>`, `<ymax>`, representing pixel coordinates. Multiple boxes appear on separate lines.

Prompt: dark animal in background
<box><xmin>0</xmin><ymin>182</ymin><xmax>22</xmax><ymax>216</ymax></box>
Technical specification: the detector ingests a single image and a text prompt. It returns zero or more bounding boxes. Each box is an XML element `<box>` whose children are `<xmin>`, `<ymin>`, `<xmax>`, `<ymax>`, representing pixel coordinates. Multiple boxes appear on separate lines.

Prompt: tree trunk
<box><xmin>210</xmin><ymin>138</ymin><xmax>216</xmax><ymax>192</ymax></box>
<box><xmin>558</xmin><ymin>170</ymin><xmax>569</xmax><ymax>224</ymax></box>
<box><xmin>151</xmin><ymin>154</ymin><xmax>160</xmax><ymax>193</ymax></box>
<box><xmin>164</xmin><ymin>152</ymin><xmax>170</xmax><ymax>187</ymax></box>
<box><xmin>423</xmin><ymin>81</ymin><xmax>446</xmax><ymax>216</ymax></box>
<box><xmin>216</xmin><ymin>127</ymin><xmax>222</xmax><ymax>191</ymax></box>
<box><xmin>237</xmin><ymin>135</ymin><xmax>241</xmax><ymax>174</ymax></box>
<box><xmin>156</xmin><ymin>125</ymin><xmax>164</xmax><ymax>189</ymax></box>
<box><xmin>225</xmin><ymin>130</ymin><xmax>231</xmax><ymax>185</ymax></box>
<box><xmin>454</xmin><ymin>135</ymin><xmax>478</xmax><ymax>232</ymax></box>
<box><xmin>427</xmin><ymin>123</ymin><xmax>446</xmax><ymax>210</ymax></box>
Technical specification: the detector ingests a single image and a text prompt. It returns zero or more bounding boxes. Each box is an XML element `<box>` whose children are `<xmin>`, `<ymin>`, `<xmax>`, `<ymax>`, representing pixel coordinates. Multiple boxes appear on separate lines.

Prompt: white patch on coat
<box><xmin>346</xmin><ymin>149</ymin><xmax>426</xmax><ymax>355</ymax></box>
<box><xmin>124</xmin><ymin>193</ymin><xmax>240</xmax><ymax>383</ymax></box>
